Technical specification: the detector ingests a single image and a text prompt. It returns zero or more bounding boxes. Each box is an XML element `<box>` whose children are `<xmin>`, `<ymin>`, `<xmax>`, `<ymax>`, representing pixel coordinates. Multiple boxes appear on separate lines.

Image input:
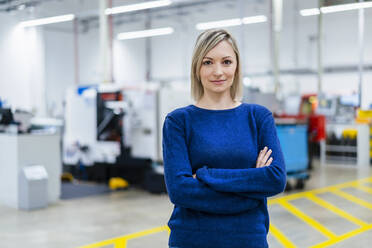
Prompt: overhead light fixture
<box><xmin>117</xmin><ymin>27</ymin><xmax>174</xmax><ymax>40</ymax></box>
<box><xmin>19</xmin><ymin>14</ymin><xmax>75</xmax><ymax>28</ymax></box>
<box><xmin>300</xmin><ymin>2</ymin><xmax>372</xmax><ymax>16</ymax></box>
<box><xmin>242</xmin><ymin>15</ymin><xmax>267</xmax><ymax>24</ymax></box>
<box><xmin>322</xmin><ymin>1</ymin><xmax>372</xmax><ymax>13</ymax></box>
<box><xmin>196</xmin><ymin>18</ymin><xmax>242</xmax><ymax>30</ymax></box>
<box><xmin>300</xmin><ymin>8</ymin><xmax>320</xmax><ymax>16</ymax></box>
<box><xmin>105</xmin><ymin>0</ymin><xmax>172</xmax><ymax>15</ymax></box>
<box><xmin>196</xmin><ymin>15</ymin><xmax>267</xmax><ymax>30</ymax></box>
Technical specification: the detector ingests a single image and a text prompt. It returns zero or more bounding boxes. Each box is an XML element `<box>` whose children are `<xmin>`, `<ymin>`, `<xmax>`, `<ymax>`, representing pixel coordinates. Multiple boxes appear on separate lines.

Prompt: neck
<box><xmin>196</xmin><ymin>91</ymin><xmax>240</xmax><ymax>110</ymax></box>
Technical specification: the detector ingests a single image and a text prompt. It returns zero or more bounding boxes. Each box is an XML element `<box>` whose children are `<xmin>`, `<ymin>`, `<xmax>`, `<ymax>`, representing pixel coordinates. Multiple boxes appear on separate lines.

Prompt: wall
<box><xmin>44</xmin><ymin>28</ymin><xmax>74</xmax><ymax>117</ymax></box>
<box><xmin>0</xmin><ymin>14</ymin><xmax>46</xmax><ymax>115</ymax></box>
<box><xmin>112</xmin><ymin>21</ymin><xmax>147</xmax><ymax>84</ymax></box>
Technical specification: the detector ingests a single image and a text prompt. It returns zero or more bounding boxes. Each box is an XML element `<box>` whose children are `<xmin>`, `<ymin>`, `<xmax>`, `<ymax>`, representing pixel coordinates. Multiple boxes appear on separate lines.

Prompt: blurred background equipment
<box><xmin>62</xmin><ymin>82</ymin><xmax>191</xmax><ymax>194</ymax></box>
<box><xmin>18</xmin><ymin>165</ymin><xmax>48</xmax><ymax>211</ymax></box>
<box><xmin>0</xmin><ymin>108</ymin><xmax>14</xmax><ymax>125</ymax></box>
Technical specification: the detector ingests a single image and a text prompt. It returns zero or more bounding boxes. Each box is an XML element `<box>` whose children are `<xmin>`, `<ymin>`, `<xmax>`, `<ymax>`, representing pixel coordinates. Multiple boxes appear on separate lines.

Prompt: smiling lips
<box><xmin>210</xmin><ymin>80</ymin><xmax>226</xmax><ymax>85</ymax></box>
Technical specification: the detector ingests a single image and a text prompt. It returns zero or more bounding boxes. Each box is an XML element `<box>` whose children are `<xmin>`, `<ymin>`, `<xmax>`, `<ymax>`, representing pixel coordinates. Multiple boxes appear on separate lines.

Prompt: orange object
<box><xmin>300</xmin><ymin>94</ymin><xmax>318</xmax><ymax>116</ymax></box>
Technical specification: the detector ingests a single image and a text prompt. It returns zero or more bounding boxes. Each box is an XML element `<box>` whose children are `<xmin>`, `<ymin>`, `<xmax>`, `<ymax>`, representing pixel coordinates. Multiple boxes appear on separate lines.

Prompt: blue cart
<box><xmin>276</xmin><ymin>124</ymin><xmax>310</xmax><ymax>190</ymax></box>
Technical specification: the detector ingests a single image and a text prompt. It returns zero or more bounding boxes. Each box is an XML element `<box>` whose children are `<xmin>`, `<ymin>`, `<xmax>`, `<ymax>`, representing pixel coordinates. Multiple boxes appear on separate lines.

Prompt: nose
<box><xmin>213</xmin><ymin>64</ymin><xmax>223</xmax><ymax>77</ymax></box>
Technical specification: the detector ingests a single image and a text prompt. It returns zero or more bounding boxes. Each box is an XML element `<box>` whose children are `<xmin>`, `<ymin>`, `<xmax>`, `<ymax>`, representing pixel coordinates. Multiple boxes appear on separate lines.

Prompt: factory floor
<box><xmin>1</xmin><ymin>160</ymin><xmax>372</xmax><ymax>248</ymax></box>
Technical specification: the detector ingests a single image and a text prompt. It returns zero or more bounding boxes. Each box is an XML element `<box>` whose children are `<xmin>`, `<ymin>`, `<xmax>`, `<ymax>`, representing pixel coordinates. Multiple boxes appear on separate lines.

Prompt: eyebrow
<box><xmin>203</xmin><ymin>56</ymin><xmax>233</xmax><ymax>60</ymax></box>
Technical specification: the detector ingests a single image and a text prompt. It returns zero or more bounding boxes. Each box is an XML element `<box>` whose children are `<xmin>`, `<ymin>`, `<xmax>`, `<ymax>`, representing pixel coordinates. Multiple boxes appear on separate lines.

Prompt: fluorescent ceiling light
<box><xmin>19</xmin><ymin>14</ymin><xmax>75</xmax><ymax>28</ymax></box>
<box><xmin>300</xmin><ymin>2</ymin><xmax>372</xmax><ymax>16</ymax></box>
<box><xmin>196</xmin><ymin>18</ymin><xmax>242</xmax><ymax>30</ymax></box>
<box><xmin>117</xmin><ymin>27</ymin><xmax>174</xmax><ymax>40</ymax></box>
<box><xmin>106</xmin><ymin>0</ymin><xmax>172</xmax><ymax>15</ymax></box>
<box><xmin>242</xmin><ymin>15</ymin><xmax>267</xmax><ymax>24</ymax></box>
<box><xmin>196</xmin><ymin>15</ymin><xmax>267</xmax><ymax>30</ymax></box>
<box><xmin>300</xmin><ymin>8</ymin><xmax>320</xmax><ymax>16</ymax></box>
<box><xmin>322</xmin><ymin>1</ymin><xmax>372</xmax><ymax>13</ymax></box>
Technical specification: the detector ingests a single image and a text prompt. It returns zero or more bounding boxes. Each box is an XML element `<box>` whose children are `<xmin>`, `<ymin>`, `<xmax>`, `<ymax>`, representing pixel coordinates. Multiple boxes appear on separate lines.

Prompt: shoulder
<box><xmin>164</xmin><ymin>105</ymin><xmax>192</xmax><ymax>126</ymax></box>
<box><xmin>166</xmin><ymin>105</ymin><xmax>191</xmax><ymax>119</ymax></box>
<box><xmin>245</xmin><ymin>104</ymin><xmax>273</xmax><ymax>125</ymax></box>
<box><xmin>246</xmin><ymin>104</ymin><xmax>272</xmax><ymax>117</ymax></box>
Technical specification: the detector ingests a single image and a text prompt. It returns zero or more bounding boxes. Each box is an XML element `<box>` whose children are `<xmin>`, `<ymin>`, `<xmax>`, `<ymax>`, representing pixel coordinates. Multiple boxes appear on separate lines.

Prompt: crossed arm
<box><xmin>195</xmin><ymin>113</ymin><xmax>286</xmax><ymax>200</ymax></box>
<box><xmin>162</xmin><ymin>113</ymin><xmax>286</xmax><ymax>214</ymax></box>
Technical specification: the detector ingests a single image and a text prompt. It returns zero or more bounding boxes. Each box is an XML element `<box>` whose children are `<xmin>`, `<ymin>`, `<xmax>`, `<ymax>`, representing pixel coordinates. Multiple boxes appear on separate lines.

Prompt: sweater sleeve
<box><xmin>162</xmin><ymin>115</ymin><xmax>261</xmax><ymax>214</ymax></box>
<box><xmin>195</xmin><ymin>112</ymin><xmax>286</xmax><ymax>199</ymax></box>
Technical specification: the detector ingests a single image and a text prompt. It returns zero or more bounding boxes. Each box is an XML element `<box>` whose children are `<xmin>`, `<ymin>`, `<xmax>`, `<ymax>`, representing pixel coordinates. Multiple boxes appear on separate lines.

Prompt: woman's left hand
<box><xmin>256</xmin><ymin>146</ymin><xmax>273</xmax><ymax>168</ymax></box>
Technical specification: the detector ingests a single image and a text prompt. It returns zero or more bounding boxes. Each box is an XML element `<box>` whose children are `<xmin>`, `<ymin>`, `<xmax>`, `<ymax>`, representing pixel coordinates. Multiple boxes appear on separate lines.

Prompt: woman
<box><xmin>162</xmin><ymin>29</ymin><xmax>286</xmax><ymax>248</ymax></box>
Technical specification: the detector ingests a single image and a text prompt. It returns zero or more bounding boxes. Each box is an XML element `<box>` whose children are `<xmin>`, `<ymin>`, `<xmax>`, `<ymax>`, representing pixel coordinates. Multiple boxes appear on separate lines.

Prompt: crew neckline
<box><xmin>190</xmin><ymin>102</ymin><xmax>244</xmax><ymax>112</ymax></box>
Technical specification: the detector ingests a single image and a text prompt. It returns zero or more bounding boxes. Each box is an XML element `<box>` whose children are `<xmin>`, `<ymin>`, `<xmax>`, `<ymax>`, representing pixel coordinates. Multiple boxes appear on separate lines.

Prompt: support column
<box><xmin>99</xmin><ymin>0</ymin><xmax>113</xmax><ymax>84</ymax></box>
<box><xmin>317</xmin><ymin>0</ymin><xmax>323</xmax><ymax>95</ymax></box>
<box><xmin>270</xmin><ymin>0</ymin><xmax>283</xmax><ymax>95</ymax></box>
<box><xmin>358</xmin><ymin>0</ymin><xmax>364</xmax><ymax>108</ymax></box>
<box><xmin>73</xmin><ymin>18</ymin><xmax>79</xmax><ymax>85</ymax></box>
<box><xmin>145</xmin><ymin>10</ymin><xmax>152</xmax><ymax>82</ymax></box>
<box><xmin>238</xmin><ymin>0</ymin><xmax>246</xmax><ymax>76</ymax></box>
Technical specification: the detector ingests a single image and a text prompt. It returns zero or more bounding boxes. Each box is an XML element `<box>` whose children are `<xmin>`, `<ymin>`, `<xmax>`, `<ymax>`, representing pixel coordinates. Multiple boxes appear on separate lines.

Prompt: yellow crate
<box><xmin>358</xmin><ymin>109</ymin><xmax>372</xmax><ymax>118</ymax></box>
<box><xmin>342</xmin><ymin>129</ymin><xmax>357</xmax><ymax>139</ymax></box>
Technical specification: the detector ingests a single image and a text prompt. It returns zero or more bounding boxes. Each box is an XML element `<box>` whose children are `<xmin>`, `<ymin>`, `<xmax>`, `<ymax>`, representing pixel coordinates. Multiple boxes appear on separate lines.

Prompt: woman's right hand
<box><xmin>256</xmin><ymin>146</ymin><xmax>273</xmax><ymax>168</ymax></box>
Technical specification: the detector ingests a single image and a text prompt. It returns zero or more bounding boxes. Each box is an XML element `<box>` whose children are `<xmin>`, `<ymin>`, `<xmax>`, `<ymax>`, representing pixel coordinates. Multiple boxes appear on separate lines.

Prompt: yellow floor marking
<box><xmin>331</xmin><ymin>189</ymin><xmax>372</xmax><ymax>210</ymax></box>
<box><xmin>79</xmin><ymin>226</ymin><xmax>169</xmax><ymax>248</ymax></box>
<box><xmin>277</xmin><ymin>199</ymin><xmax>337</xmax><ymax>239</ymax></box>
<box><xmin>305</xmin><ymin>193</ymin><xmax>368</xmax><ymax>227</ymax></box>
<box><xmin>352</xmin><ymin>184</ymin><xmax>372</xmax><ymax>195</ymax></box>
<box><xmin>115</xmin><ymin>239</ymin><xmax>127</xmax><ymax>248</ymax></box>
<box><xmin>310</xmin><ymin>223</ymin><xmax>372</xmax><ymax>248</ymax></box>
<box><xmin>269</xmin><ymin>224</ymin><xmax>297</xmax><ymax>248</ymax></box>
<box><xmin>123</xmin><ymin>225</ymin><xmax>169</xmax><ymax>240</ymax></box>
<box><xmin>269</xmin><ymin>177</ymin><xmax>372</xmax><ymax>205</ymax></box>
<box><xmin>80</xmin><ymin>238</ymin><xmax>120</xmax><ymax>248</ymax></box>
<box><xmin>80</xmin><ymin>177</ymin><xmax>372</xmax><ymax>248</ymax></box>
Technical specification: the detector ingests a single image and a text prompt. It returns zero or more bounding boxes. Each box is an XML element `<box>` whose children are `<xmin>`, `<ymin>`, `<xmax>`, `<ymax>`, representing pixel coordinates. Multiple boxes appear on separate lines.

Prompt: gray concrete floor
<box><xmin>1</xmin><ymin>160</ymin><xmax>372</xmax><ymax>248</ymax></box>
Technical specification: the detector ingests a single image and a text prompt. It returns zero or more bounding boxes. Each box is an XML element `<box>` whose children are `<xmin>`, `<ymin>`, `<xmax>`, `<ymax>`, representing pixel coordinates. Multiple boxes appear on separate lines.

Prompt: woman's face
<box><xmin>199</xmin><ymin>40</ymin><xmax>237</xmax><ymax>96</ymax></box>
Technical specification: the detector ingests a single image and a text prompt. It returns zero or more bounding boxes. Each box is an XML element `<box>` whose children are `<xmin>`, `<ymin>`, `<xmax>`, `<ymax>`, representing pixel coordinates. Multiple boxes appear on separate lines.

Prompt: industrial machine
<box><xmin>62</xmin><ymin>82</ymin><xmax>192</xmax><ymax>190</ymax></box>
<box><xmin>63</xmin><ymin>85</ymin><xmax>123</xmax><ymax>168</ymax></box>
<box><xmin>63</xmin><ymin>85</ymin><xmax>136</xmax><ymax>182</ymax></box>
<box><xmin>126</xmin><ymin>82</ymin><xmax>192</xmax><ymax>163</ymax></box>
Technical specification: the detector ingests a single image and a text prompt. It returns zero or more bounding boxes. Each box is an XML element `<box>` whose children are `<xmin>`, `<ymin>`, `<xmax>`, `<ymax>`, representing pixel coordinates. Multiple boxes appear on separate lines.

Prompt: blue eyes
<box><xmin>202</xmin><ymin>60</ymin><xmax>233</xmax><ymax>65</ymax></box>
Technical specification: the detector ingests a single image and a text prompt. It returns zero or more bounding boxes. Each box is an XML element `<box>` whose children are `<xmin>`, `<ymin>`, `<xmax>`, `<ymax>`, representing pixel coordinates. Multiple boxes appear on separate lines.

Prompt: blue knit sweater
<box><xmin>162</xmin><ymin>103</ymin><xmax>286</xmax><ymax>248</ymax></box>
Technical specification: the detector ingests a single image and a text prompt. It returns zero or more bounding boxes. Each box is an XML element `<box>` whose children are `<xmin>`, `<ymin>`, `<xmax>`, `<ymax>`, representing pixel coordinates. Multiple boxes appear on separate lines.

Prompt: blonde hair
<box><xmin>190</xmin><ymin>29</ymin><xmax>243</xmax><ymax>102</ymax></box>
